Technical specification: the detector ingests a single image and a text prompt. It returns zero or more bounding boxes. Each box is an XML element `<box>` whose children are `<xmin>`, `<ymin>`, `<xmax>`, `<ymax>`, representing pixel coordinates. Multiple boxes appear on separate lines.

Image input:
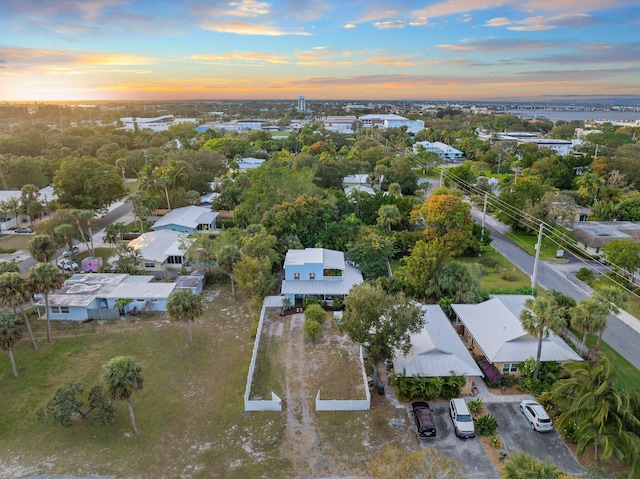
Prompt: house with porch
<box><xmin>280</xmin><ymin>248</ymin><xmax>363</xmax><ymax>304</ymax></box>
<box><xmin>151</xmin><ymin>205</ymin><xmax>218</xmax><ymax>234</ymax></box>
<box><xmin>393</xmin><ymin>304</ymin><xmax>483</xmax><ymax>395</ymax></box>
<box><xmin>451</xmin><ymin>295</ymin><xmax>581</xmax><ymax>377</ymax></box>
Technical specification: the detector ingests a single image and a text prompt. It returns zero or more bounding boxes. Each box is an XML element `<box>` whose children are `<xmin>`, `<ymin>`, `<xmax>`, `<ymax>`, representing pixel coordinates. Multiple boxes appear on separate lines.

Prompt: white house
<box><xmin>358</xmin><ymin>114</ymin><xmax>424</xmax><ymax>134</ymax></box>
<box><xmin>120</xmin><ymin>115</ymin><xmax>174</xmax><ymax>132</ymax></box>
<box><xmin>452</xmin><ymin>295</ymin><xmax>581</xmax><ymax>376</ymax></box>
<box><xmin>281</xmin><ymin>248</ymin><xmax>363</xmax><ymax>303</ymax></box>
<box><xmin>393</xmin><ymin>304</ymin><xmax>483</xmax><ymax>395</ymax></box>
<box><xmin>413</xmin><ymin>141</ymin><xmax>464</xmax><ymax>161</ymax></box>
<box><xmin>128</xmin><ymin>230</ymin><xmax>192</xmax><ymax>273</ymax></box>
<box><xmin>322</xmin><ymin>116</ymin><xmax>357</xmax><ymax>134</ymax></box>
<box><xmin>238</xmin><ymin>157</ymin><xmax>266</xmax><ymax>172</ymax></box>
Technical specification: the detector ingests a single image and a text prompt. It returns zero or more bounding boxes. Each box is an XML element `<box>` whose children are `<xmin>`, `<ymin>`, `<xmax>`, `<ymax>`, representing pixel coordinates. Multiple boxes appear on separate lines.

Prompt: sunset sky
<box><xmin>2</xmin><ymin>0</ymin><xmax>640</xmax><ymax>102</ymax></box>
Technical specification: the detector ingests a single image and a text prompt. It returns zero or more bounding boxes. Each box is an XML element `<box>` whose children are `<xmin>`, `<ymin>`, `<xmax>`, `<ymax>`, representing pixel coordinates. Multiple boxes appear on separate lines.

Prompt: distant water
<box><xmin>505</xmin><ymin>109</ymin><xmax>640</xmax><ymax>122</ymax></box>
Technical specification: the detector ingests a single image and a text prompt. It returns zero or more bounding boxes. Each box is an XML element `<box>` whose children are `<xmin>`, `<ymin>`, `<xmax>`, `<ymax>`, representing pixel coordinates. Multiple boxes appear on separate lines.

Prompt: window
<box><xmin>309</xmin><ymin>272</ymin><xmax>315</xmax><ymax>280</ymax></box>
<box><xmin>294</xmin><ymin>272</ymin><xmax>300</xmax><ymax>280</ymax></box>
<box><xmin>50</xmin><ymin>306</ymin><xmax>69</xmax><ymax>314</ymax></box>
<box><xmin>144</xmin><ymin>262</ymin><xmax>155</xmax><ymax>268</ymax></box>
<box><xmin>501</xmin><ymin>363</ymin><xmax>519</xmax><ymax>373</ymax></box>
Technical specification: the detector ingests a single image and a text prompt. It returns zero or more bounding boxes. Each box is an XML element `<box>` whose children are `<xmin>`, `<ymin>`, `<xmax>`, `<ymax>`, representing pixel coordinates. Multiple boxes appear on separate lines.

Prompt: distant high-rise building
<box><xmin>297</xmin><ymin>95</ymin><xmax>306</xmax><ymax>112</ymax></box>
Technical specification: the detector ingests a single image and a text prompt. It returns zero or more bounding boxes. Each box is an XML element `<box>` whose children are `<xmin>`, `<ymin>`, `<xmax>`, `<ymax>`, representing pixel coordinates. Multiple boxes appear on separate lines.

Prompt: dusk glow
<box><xmin>1</xmin><ymin>0</ymin><xmax>640</xmax><ymax>101</ymax></box>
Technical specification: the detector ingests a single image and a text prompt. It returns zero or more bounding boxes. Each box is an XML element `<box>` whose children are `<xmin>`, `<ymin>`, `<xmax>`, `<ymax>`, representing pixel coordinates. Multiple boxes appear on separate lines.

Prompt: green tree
<box><xmin>0</xmin><ymin>272</ymin><xmax>37</xmax><ymax>350</ymax></box>
<box><xmin>501</xmin><ymin>450</ymin><xmax>561</xmax><ymax>479</ymax></box>
<box><xmin>166</xmin><ymin>289</ymin><xmax>204</xmax><ymax>347</ymax></box>
<box><xmin>570</xmin><ymin>298</ymin><xmax>609</xmax><ymax>350</ymax></box>
<box><xmin>53</xmin><ymin>157</ymin><xmax>125</xmax><ymax>210</ymax></box>
<box><xmin>28</xmin><ymin>235</ymin><xmax>57</xmax><ymax>263</ymax></box>
<box><xmin>0</xmin><ymin>260</ymin><xmax>20</xmax><ymax>273</ymax></box>
<box><xmin>216</xmin><ymin>244</ymin><xmax>241</xmax><ymax>299</ymax></box>
<box><xmin>102</xmin><ymin>356</ymin><xmax>144</xmax><ymax>435</ymax></box>
<box><xmin>71</xmin><ymin>209</ymin><xmax>96</xmax><ymax>256</ymax></box>
<box><xmin>425</xmin><ymin>261</ymin><xmax>484</xmax><ymax>304</ymax></box>
<box><xmin>233</xmin><ymin>255</ymin><xmax>276</xmax><ymax>306</ymax></box>
<box><xmin>601</xmin><ymin>240</ymin><xmax>640</xmax><ymax>284</ymax></box>
<box><xmin>20</xmin><ymin>184</ymin><xmax>43</xmax><ymax>225</ymax></box>
<box><xmin>304</xmin><ymin>303</ymin><xmax>326</xmax><ymax>324</ymax></box>
<box><xmin>376</xmin><ymin>204</ymin><xmax>401</xmax><ymax>232</ymax></box>
<box><xmin>0</xmin><ymin>311</ymin><xmax>23</xmax><ymax>378</ymax></box>
<box><xmin>102</xmin><ymin>222</ymin><xmax>127</xmax><ymax>252</ymax></box>
<box><xmin>303</xmin><ymin>318</ymin><xmax>322</xmax><ymax>341</ymax></box>
<box><xmin>520</xmin><ymin>296</ymin><xmax>566</xmax><ymax>379</ymax></box>
<box><xmin>594</xmin><ymin>285</ymin><xmax>628</xmax><ymax>350</ymax></box>
<box><xmin>27</xmin><ymin>262</ymin><xmax>64</xmax><ymax>344</ymax></box>
<box><xmin>338</xmin><ymin>282</ymin><xmax>424</xmax><ymax>385</ymax></box>
<box><xmin>347</xmin><ymin>226</ymin><xmax>396</xmax><ymax>279</ymax></box>
<box><xmin>37</xmin><ymin>383</ymin><xmax>115</xmax><ymax>427</ymax></box>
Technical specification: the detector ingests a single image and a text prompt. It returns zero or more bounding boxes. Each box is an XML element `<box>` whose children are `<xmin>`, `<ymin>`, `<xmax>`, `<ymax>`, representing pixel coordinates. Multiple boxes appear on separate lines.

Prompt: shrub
<box><xmin>468</xmin><ymin>398</ymin><xmax>484</xmax><ymax>417</ymax></box>
<box><xmin>331</xmin><ymin>297</ymin><xmax>344</xmax><ymax>311</ymax></box>
<box><xmin>304</xmin><ymin>303</ymin><xmax>326</xmax><ymax>324</ymax></box>
<box><xmin>475</xmin><ymin>414</ymin><xmax>499</xmax><ymax>436</ymax></box>
<box><xmin>440</xmin><ymin>375</ymin><xmax>465</xmax><ymax>399</ymax></box>
<box><xmin>563</xmin><ymin>421</ymin><xmax>578</xmax><ymax>444</ymax></box>
<box><xmin>491</xmin><ymin>436</ymin><xmax>502</xmax><ymax>448</ymax></box>
<box><xmin>303</xmin><ymin>319</ymin><xmax>322</xmax><ymax>341</ymax></box>
<box><xmin>575</xmin><ymin>267</ymin><xmax>595</xmax><ymax>285</ymax></box>
<box><xmin>500</xmin><ymin>268</ymin><xmax>520</xmax><ymax>282</ymax></box>
<box><xmin>303</xmin><ymin>296</ymin><xmax>319</xmax><ymax>308</ymax></box>
<box><xmin>478</xmin><ymin>360</ymin><xmax>502</xmax><ymax>388</ymax></box>
<box><xmin>479</xmin><ymin>257</ymin><xmax>498</xmax><ymax>269</ymax></box>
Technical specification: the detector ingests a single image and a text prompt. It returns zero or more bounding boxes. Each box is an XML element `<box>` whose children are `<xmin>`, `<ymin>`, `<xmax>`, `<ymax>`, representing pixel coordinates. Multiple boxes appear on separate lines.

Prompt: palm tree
<box><xmin>570</xmin><ymin>298</ymin><xmax>609</xmax><ymax>351</ymax></box>
<box><xmin>501</xmin><ymin>450</ymin><xmax>561</xmax><ymax>479</ymax></box>
<box><xmin>27</xmin><ymin>263</ymin><xmax>64</xmax><ymax>344</ymax></box>
<box><xmin>520</xmin><ymin>296</ymin><xmax>566</xmax><ymax>379</ymax></box>
<box><xmin>166</xmin><ymin>289</ymin><xmax>203</xmax><ymax>347</ymax></box>
<box><xmin>28</xmin><ymin>235</ymin><xmax>57</xmax><ymax>263</ymax></box>
<box><xmin>0</xmin><ymin>311</ymin><xmax>23</xmax><ymax>377</ymax></box>
<box><xmin>0</xmin><ymin>272</ymin><xmax>37</xmax><ymax>350</ymax></box>
<box><xmin>595</xmin><ymin>285</ymin><xmax>628</xmax><ymax>351</ymax></box>
<box><xmin>541</xmin><ymin>356</ymin><xmax>637</xmax><ymax>465</ymax></box>
<box><xmin>216</xmin><ymin>244</ymin><xmax>241</xmax><ymax>300</ymax></box>
<box><xmin>102</xmin><ymin>222</ymin><xmax>127</xmax><ymax>252</ymax></box>
<box><xmin>54</xmin><ymin>223</ymin><xmax>76</xmax><ymax>259</ymax></box>
<box><xmin>103</xmin><ymin>356</ymin><xmax>144</xmax><ymax>435</ymax></box>
<box><xmin>71</xmin><ymin>209</ymin><xmax>97</xmax><ymax>256</ymax></box>
<box><xmin>376</xmin><ymin>204</ymin><xmax>401</xmax><ymax>232</ymax></box>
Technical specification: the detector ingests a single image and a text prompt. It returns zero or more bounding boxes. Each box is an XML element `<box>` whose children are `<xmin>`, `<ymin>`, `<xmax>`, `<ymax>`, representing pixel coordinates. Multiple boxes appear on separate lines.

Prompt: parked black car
<box><xmin>412</xmin><ymin>401</ymin><xmax>436</xmax><ymax>438</ymax></box>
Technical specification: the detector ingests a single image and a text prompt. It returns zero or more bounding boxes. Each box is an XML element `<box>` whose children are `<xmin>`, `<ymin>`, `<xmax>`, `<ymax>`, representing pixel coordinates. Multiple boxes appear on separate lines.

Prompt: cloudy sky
<box><xmin>1</xmin><ymin>0</ymin><xmax>639</xmax><ymax>101</ymax></box>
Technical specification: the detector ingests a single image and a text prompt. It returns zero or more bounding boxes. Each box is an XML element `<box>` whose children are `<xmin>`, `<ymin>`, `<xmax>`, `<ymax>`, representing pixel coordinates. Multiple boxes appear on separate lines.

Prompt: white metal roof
<box><xmin>152</xmin><ymin>206</ymin><xmax>218</xmax><ymax>230</ymax></box>
<box><xmin>452</xmin><ymin>296</ymin><xmax>582</xmax><ymax>364</ymax></box>
<box><xmin>393</xmin><ymin>305</ymin><xmax>483</xmax><ymax>378</ymax></box>
<box><xmin>128</xmin><ymin>230</ymin><xmax>189</xmax><ymax>263</ymax></box>
<box><xmin>284</xmin><ymin>248</ymin><xmax>345</xmax><ymax>270</ymax></box>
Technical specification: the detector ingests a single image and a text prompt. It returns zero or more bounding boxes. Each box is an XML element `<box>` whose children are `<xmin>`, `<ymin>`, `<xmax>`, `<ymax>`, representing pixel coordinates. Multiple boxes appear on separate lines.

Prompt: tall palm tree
<box><xmin>102</xmin><ymin>222</ymin><xmax>127</xmax><ymax>252</ymax></box>
<box><xmin>0</xmin><ymin>311</ymin><xmax>23</xmax><ymax>377</ymax></box>
<box><xmin>0</xmin><ymin>272</ymin><xmax>37</xmax><ymax>350</ymax></box>
<box><xmin>28</xmin><ymin>235</ymin><xmax>57</xmax><ymax>263</ymax></box>
<box><xmin>570</xmin><ymin>298</ymin><xmax>609</xmax><ymax>350</ymax></box>
<box><xmin>376</xmin><ymin>204</ymin><xmax>401</xmax><ymax>232</ymax></box>
<box><xmin>71</xmin><ymin>209</ymin><xmax>96</xmax><ymax>256</ymax></box>
<box><xmin>54</xmin><ymin>223</ymin><xmax>76</xmax><ymax>258</ymax></box>
<box><xmin>166</xmin><ymin>289</ymin><xmax>203</xmax><ymax>347</ymax></box>
<box><xmin>520</xmin><ymin>296</ymin><xmax>566</xmax><ymax>379</ymax></box>
<box><xmin>27</xmin><ymin>263</ymin><xmax>64</xmax><ymax>344</ymax></box>
<box><xmin>103</xmin><ymin>356</ymin><xmax>144</xmax><ymax>435</ymax></box>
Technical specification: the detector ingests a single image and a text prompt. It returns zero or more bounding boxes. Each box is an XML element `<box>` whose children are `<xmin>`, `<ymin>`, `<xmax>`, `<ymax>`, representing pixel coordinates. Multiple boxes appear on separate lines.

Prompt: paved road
<box><xmin>472</xmin><ymin>205</ymin><xmax>640</xmax><ymax>370</ymax></box>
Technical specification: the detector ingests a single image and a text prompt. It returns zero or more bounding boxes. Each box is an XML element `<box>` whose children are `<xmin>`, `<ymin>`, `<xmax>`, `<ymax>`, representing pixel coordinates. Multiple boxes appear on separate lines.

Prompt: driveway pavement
<box><xmin>487</xmin><ymin>402</ymin><xmax>584</xmax><ymax>476</ymax></box>
<box><xmin>414</xmin><ymin>401</ymin><xmax>499</xmax><ymax>479</ymax></box>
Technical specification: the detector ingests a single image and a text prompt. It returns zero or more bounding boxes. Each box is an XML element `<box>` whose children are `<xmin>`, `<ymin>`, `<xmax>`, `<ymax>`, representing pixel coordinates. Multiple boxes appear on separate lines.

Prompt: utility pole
<box><xmin>439</xmin><ymin>168</ymin><xmax>444</xmax><ymax>188</ymax></box>
<box><xmin>531</xmin><ymin>222</ymin><xmax>544</xmax><ymax>294</ymax></box>
<box><xmin>482</xmin><ymin>193</ymin><xmax>488</xmax><ymax>230</ymax></box>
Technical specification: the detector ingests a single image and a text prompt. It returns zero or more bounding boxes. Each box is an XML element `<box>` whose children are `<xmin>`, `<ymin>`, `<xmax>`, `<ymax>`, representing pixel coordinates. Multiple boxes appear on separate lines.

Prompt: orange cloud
<box><xmin>187</xmin><ymin>52</ymin><xmax>290</xmax><ymax>64</ymax></box>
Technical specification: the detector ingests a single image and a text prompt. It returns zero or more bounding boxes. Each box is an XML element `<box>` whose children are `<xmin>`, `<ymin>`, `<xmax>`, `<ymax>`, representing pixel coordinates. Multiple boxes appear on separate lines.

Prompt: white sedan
<box><xmin>520</xmin><ymin>400</ymin><xmax>553</xmax><ymax>432</ymax></box>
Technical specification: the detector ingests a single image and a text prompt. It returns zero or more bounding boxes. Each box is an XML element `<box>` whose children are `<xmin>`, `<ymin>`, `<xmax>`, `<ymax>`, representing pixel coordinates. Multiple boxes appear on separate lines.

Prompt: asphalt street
<box><xmin>471</xmin><ymin>205</ymin><xmax>640</xmax><ymax>371</ymax></box>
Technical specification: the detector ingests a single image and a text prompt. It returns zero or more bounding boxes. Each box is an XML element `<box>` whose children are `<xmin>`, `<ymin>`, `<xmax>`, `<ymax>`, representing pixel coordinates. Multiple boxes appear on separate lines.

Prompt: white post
<box><xmin>439</xmin><ymin>168</ymin><xmax>443</xmax><ymax>188</ymax></box>
<box><xmin>531</xmin><ymin>223</ymin><xmax>544</xmax><ymax>293</ymax></box>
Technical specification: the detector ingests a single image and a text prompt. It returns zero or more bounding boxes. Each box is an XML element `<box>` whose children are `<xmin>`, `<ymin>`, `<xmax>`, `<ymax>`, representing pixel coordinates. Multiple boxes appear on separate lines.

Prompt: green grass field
<box><xmin>459</xmin><ymin>246</ymin><xmax>532</xmax><ymax>294</ymax></box>
<box><xmin>504</xmin><ymin>232</ymin><xmax>566</xmax><ymax>262</ymax></box>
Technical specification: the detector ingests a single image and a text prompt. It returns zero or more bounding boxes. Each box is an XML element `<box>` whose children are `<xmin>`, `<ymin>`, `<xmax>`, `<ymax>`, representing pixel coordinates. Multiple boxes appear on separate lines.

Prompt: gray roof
<box><xmin>452</xmin><ymin>296</ymin><xmax>582</xmax><ymax>364</ymax></box>
<box><xmin>393</xmin><ymin>305</ymin><xmax>483</xmax><ymax>378</ymax></box>
<box><xmin>128</xmin><ymin>230</ymin><xmax>190</xmax><ymax>263</ymax></box>
<box><xmin>573</xmin><ymin>221</ymin><xmax>640</xmax><ymax>248</ymax></box>
<box><xmin>152</xmin><ymin>206</ymin><xmax>218</xmax><ymax>230</ymax></box>
<box><xmin>281</xmin><ymin>265</ymin><xmax>363</xmax><ymax>296</ymax></box>
<box><xmin>284</xmin><ymin>248</ymin><xmax>345</xmax><ymax>270</ymax></box>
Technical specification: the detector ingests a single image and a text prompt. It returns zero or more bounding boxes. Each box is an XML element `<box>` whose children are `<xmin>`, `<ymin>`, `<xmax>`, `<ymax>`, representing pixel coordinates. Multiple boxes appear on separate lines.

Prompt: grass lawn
<box><xmin>0</xmin><ymin>233</ymin><xmax>32</xmax><ymax>253</ymax></box>
<box><xmin>0</xmin><ymin>287</ymin><xmax>413</xmax><ymax>479</ymax></box>
<box><xmin>504</xmin><ymin>232</ymin><xmax>565</xmax><ymax>262</ymax></box>
<box><xmin>459</xmin><ymin>246</ymin><xmax>533</xmax><ymax>294</ymax></box>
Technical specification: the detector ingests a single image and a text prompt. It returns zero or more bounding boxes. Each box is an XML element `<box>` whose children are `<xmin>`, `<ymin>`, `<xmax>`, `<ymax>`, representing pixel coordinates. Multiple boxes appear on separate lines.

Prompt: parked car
<box><xmin>520</xmin><ymin>400</ymin><xmax>553</xmax><ymax>432</ymax></box>
<box><xmin>412</xmin><ymin>401</ymin><xmax>436</xmax><ymax>438</ymax></box>
<box><xmin>449</xmin><ymin>398</ymin><xmax>475</xmax><ymax>438</ymax></box>
<box><xmin>33</xmin><ymin>293</ymin><xmax>45</xmax><ymax>302</ymax></box>
<box><xmin>57</xmin><ymin>259</ymin><xmax>79</xmax><ymax>271</ymax></box>
<box><xmin>63</xmin><ymin>246</ymin><xmax>80</xmax><ymax>258</ymax></box>
<box><xmin>15</xmin><ymin>226</ymin><xmax>33</xmax><ymax>234</ymax></box>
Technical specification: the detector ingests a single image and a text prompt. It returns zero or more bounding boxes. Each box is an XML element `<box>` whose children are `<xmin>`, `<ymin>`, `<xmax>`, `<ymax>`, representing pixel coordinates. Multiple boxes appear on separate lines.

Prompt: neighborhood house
<box><xmin>127</xmin><ymin>229</ymin><xmax>191</xmax><ymax>274</ymax></box>
<box><xmin>152</xmin><ymin>205</ymin><xmax>218</xmax><ymax>234</ymax></box>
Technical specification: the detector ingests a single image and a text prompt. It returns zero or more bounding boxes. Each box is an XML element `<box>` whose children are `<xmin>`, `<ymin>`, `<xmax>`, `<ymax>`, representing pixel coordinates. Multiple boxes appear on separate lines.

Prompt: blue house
<box><xmin>43</xmin><ymin>273</ymin><xmax>177</xmax><ymax>321</ymax></box>
<box><xmin>152</xmin><ymin>205</ymin><xmax>218</xmax><ymax>235</ymax></box>
<box><xmin>280</xmin><ymin>248</ymin><xmax>363</xmax><ymax>303</ymax></box>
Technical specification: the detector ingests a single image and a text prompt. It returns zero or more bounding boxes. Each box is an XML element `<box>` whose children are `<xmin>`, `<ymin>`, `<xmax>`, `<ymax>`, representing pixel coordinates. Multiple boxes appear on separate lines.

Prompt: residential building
<box><xmin>237</xmin><ymin>157</ymin><xmax>266</xmax><ymax>172</ymax></box>
<box><xmin>452</xmin><ymin>295</ymin><xmax>581</xmax><ymax>377</ymax></box>
<box><xmin>572</xmin><ymin>221</ymin><xmax>640</xmax><ymax>257</ymax></box>
<box><xmin>281</xmin><ymin>248</ymin><xmax>363</xmax><ymax>303</ymax></box>
<box><xmin>358</xmin><ymin>114</ymin><xmax>424</xmax><ymax>134</ymax></box>
<box><xmin>120</xmin><ymin>115</ymin><xmax>174</xmax><ymax>132</ymax></box>
<box><xmin>393</xmin><ymin>304</ymin><xmax>483</xmax><ymax>395</ymax></box>
<box><xmin>151</xmin><ymin>205</ymin><xmax>218</xmax><ymax>234</ymax></box>
<box><xmin>322</xmin><ymin>116</ymin><xmax>357</xmax><ymax>134</ymax></box>
<box><xmin>128</xmin><ymin>229</ymin><xmax>192</xmax><ymax>273</ymax></box>
<box><xmin>413</xmin><ymin>141</ymin><xmax>464</xmax><ymax>161</ymax></box>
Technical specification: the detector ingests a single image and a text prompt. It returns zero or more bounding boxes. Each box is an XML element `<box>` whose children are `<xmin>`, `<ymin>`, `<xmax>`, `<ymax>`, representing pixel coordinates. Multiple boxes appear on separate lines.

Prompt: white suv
<box><xmin>449</xmin><ymin>398</ymin><xmax>475</xmax><ymax>438</ymax></box>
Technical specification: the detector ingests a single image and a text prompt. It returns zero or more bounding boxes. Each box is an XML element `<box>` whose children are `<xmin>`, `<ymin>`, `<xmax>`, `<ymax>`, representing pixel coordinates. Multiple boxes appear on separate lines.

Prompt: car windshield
<box><xmin>457</xmin><ymin>414</ymin><xmax>472</xmax><ymax>422</ymax></box>
<box><xmin>539</xmin><ymin>418</ymin><xmax>551</xmax><ymax>423</ymax></box>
